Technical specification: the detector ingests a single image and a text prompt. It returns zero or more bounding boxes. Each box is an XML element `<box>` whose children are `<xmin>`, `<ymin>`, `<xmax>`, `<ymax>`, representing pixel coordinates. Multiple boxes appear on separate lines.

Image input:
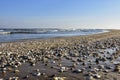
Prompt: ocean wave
<box><xmin>0</xmin><ymin>28</ymin><xmax>108</xmax><ymax>34</ymax></box>
<box><xmin>0</xmin><ymin>31</ymin><xmax>11</xmax><ymax>34</ymax></box>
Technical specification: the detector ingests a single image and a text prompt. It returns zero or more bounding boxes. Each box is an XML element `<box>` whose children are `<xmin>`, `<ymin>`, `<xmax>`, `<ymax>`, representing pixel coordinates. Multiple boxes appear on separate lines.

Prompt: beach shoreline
<box><xmin>0</xmin><ymin>30</ymin><xmax>120</xmax><ymax>80</ymax></box>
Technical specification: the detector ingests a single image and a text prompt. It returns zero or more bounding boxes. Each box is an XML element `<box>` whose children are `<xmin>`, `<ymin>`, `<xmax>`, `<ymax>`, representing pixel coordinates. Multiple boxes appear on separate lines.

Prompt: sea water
<box><xmin>0</xmin><ymin>28</ymin><xmax>109</xmax><ymax>42</ymax></box>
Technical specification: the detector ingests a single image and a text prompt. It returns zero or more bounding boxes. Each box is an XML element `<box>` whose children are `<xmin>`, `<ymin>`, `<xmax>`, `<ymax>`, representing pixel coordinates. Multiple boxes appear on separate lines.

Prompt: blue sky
<box><xmin>0</xmin><ymin>0</ymin><xmax>120</xmax><ymax>29</ymax></box>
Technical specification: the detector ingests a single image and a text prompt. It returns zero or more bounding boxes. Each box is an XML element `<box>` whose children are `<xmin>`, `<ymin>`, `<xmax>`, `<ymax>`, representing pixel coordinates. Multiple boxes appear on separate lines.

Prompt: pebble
<box><xmin>52</xmin><ymin>61</ymin><xmax>56</xmax><ymax>64</ymax></box>
<box><xmin>14</xmin><ymin>70</ymin><xmax>20</xmax><ymax>73</ymax></box>
<box><xmin>59</xmin><ymin>67</ymin><xmax>67</xmax><ymax>72</ymax></box>
<box><xmin>31</xmin><ymin>63</ymin><xmax>36</xmax><ymax>66</ymax></box>
<box><xmin>0</xmin><ymin>78</ymin><xmax>3</xmax><ymax>80</ymax></box>
<box><xmin>98</xmin><ymin>65</ymin><xmax>104</xmax><ymax>69</ymax></box>
<box><xmin>73</xmin><ymin>69</ymin><xmax>82</xmax><ymax>73</ymax></box>
<box><xmin>7</xmin><ymin>68</ymin><xmax>13</xmax><ymax>71</ymax></box>
<box><xmin>33</xmin><ymin>72</ymin><xmax>41</xmax><ymax>76</ymax></box>
<box><xmin>23</xmin><ymin>75</ymin><xmax>29</xmax><ymax>79</ymax></box>
<box><xmin>9</xmin><ymin>77</ymin><xmax>19</xmax><ymax>80</ymax></box>
<box><xmin>114</xmin><ymin>64</ymin><xmax>120</xmax><ymax>72</ymax></box>
<box><xmin>93</xmin><ymin>74</ymin><xmax>101</xmax><ymax>79</ymax></box>
<box><xmin>53</xmin><ymin>77</ymin><xmax>66</xmax><ymax>80</ymax></box>
<box><xmin>0</xmin><ymin>33</ymin><xmax>120</xmax><ymax>80</ymax></box>
<box><xmin>103</xmin><ymin>69</ymin><xmax>109</xmax><ymax>73</ymax></box>
<box><xmin>87</xmin><ymin>76</ymin><xmax>95</xmax><ymax>80</ymax></box>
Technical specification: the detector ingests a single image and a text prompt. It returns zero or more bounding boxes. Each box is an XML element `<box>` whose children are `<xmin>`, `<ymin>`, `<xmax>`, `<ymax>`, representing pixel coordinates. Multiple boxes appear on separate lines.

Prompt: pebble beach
<box><xmin>0</xmin><ymin>30</ymin><xmax>120</xmax><ymax>80</ymax></box>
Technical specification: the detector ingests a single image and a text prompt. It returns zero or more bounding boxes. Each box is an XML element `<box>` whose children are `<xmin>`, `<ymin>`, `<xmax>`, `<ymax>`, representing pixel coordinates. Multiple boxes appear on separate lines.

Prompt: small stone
<box><xmin>36</xmin><ymin>69</ymin><xmax>39</xmax><ymax>72</ymax></box>
<box><xmin>72</xmin><ymin>63</ymin><xmax>77</xmax><ymax>68</ymax></box>
<box><xmin>52</xmin><ymin>61</ymin><xmax>56</xmax><ymax>64</ymax></box>
<box><xmin>98</xmin><ymin>65</ymin><xmax>104</xmax><ymax>69</ymax></box>
<box><xmin>33</xmin><ymin>72</ymin><xmax>41</xmax><ymax>76</ymax></box>
<box><xmin>93</xmin><ymin>74</ymin><xmax>101</xmax><ymax>79</ymax></box>
<box><xmin>2</xmin><ymin>67</ymin><xmax>7</xmax><ymax>71</ymax></box>
<box><xmin>87</xmin><ymin>76</ymin><xmax>95</xmax><ymax>80</ymax></box>
<box><xmin>94</xmin><ymin>68</ymin><xmax>99</xmax><ymax>71</ymax></box>
<box><xmin>14</xmin><ymin>65</ymin><xmax>18</xmax><ymax>68</ymax></box>
<box><xmin>36</xmin><ymin>72</ymin><xmax>41</xmax><ymax>76</ymax></box>
<box><xmin>9</xmin><ymin>77</ymin><xmax>19</xmax><ymax>80</ymax></box>
<box><xmin>23</xmin><ymin>75</ymin><xmax>29</xmax><ymax>79</ymax></box>
<box><xmin>41</xmin><ymin>73</ymin><xmax>46</xmax><ymax>75</ymax></box>
<box><xmin>103</xmin><ymin>69</ymin><xmax>109</xmax><ymax>73</ymax></box>
<box><xmin>31</xmin><ymin>63</ymin><xmax>36</xmax><ymax>66</ymax></box>
<box><xmin>53</xmin><ymin>77</ymin><xmax>66</xmax><ymax>80</ymax></box>
<box><xmin>0</xmin><ymin>78</ymin><xmax>3</xmax><ymax>80</ymax></box>
<box><xmin>51</xmin><ymin>74</ymin><xmax>56</xmax><ymax>77</ymax></box>
<box><xmin>59</xmin><ymin>67</ymin><xmax>67</xmax><ymax>72</ymax></box>
<box><xmin>114</xmin><ymin>64</ymin><xmax>120</xmax><ymax>72</ymax></box>
<box><xmin>2</xmin><ymin>70</ymin><xmax>6</xmax><ymax>74</ymax></box>
<box><xmin>77</xmin><ymin>58</ymin><xmax>84</xmax><ymax>62</ymax></box>
<box><xmin>14</xmin><ymin>70</ymin><xmax>20</xmax><ymax>73</ymax></box>
<box><xmin>7</xmin><ymin>68</ymin><xmax>13</xmax><ymax>71</ymax></box>
<box><xmin>73</xmin><ymin>69</ymin><xmax>82</xmax><ymax>73</ymax></box>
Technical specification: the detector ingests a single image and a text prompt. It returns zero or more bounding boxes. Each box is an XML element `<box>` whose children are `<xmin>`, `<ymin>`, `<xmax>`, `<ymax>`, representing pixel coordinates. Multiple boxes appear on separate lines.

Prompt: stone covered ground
<box><xmin>0</xmin><ymin>30</ymin><xmax>120</xmax><ymax>80</ymax></box>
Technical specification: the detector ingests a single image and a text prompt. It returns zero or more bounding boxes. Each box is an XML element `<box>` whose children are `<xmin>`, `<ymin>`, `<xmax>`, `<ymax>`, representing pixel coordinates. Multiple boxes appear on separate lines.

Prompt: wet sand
<box><xmin>0</xmin><ymin>30</ymin><xmax>120</xmax><ymax>80</ymax></box>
